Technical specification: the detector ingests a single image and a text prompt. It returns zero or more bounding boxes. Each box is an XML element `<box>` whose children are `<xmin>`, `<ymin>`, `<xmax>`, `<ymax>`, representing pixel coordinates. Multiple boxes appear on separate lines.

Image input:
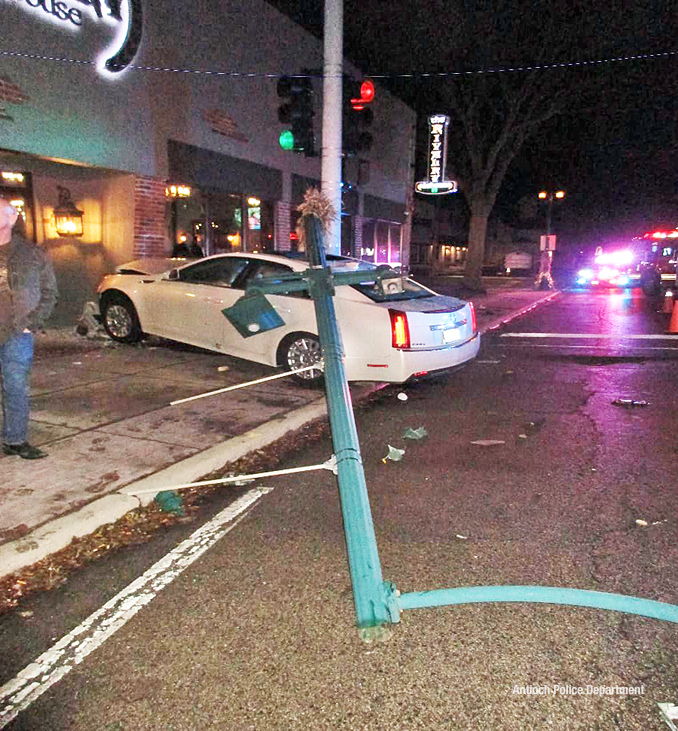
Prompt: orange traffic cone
<box><xmin>662</xmin><ymin>289</ymin><xmax>674</xmax><ymax>313</ymax></box>
<box><xmin>669</xmin><ymin>299</ymin><xmax>678</xmax><ymax>333</ymax></box>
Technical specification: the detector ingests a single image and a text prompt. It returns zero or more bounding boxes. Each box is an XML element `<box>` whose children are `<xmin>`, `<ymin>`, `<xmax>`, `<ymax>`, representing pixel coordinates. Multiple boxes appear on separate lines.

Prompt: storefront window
<box><xmin>341</xmin><ymin>214</ymin><xmax>354</xmax><ymax>257</ymax></box>
<box><xmin>389</xmin><ymin>223</ymin><xmax>402</xmax><ymax>264</ymax></box>
<box><xmin>169</xmin><ymin>189</ymin><xmax>274</xmax><ymax>256</ymax></box>
<box><xmin>361</xmin><ymin>218</ymin><xmax>401</xmax><ymax>265</ymax></box>
<box><xmin>169</xmin><ymin>194</ymin><xmax>205</xmax><ymax>256</ymax></box>
<box><xmin>245</xmin><ymin>196</ymin><xmax>274</xmax><ymax>253</ymax></box>
<box><xmin>207</xmin><ymin>191</ymin><xmax>242</xmax><ymax>254</ymax></box>
<box><xmin>360</xmin><ymin>219</ymin><xmax>376</xmax><ymax>262</ymax></box>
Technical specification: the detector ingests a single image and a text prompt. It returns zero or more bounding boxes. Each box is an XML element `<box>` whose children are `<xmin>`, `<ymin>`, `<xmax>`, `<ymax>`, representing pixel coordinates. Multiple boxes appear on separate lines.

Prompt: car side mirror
<box><xmin>168</xmin><ymin>269</ymin><xmax>179</xmax><ymax>281</ymax></box>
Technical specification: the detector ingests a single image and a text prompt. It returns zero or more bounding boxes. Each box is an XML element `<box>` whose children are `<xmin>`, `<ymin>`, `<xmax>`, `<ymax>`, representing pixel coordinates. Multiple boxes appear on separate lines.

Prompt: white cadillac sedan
<box><xmin>96</xmin><ymin>253</ymin><xmax>480</xmax><ymax>384</ymax></box>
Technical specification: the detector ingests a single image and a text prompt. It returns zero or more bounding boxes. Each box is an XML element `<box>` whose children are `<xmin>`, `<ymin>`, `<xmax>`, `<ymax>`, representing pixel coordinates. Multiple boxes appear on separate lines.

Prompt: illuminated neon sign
<box><xmin>415</xmin><ymin>114</ymin><xmax>457</xmax><ymax>196</ymax></box>
<box><xmin>4</xmin><ymin>0</ymin><xmax>143</xmax><ymax>74</ymax></box>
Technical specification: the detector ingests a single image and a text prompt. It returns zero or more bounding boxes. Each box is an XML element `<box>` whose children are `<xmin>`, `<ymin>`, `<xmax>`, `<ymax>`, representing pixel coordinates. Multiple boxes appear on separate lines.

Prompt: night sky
<box><xmin>268</xmin><ymin>0</ymin><xmax>676</xmax><ymax>253</ymax></box>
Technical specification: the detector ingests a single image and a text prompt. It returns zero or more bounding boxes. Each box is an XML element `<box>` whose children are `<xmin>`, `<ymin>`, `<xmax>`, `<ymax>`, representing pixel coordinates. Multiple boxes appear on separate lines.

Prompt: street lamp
<box><xmin>536</xmin><ymin>189</ymin><xmax>565</xmax><ymax>289</ymax></box>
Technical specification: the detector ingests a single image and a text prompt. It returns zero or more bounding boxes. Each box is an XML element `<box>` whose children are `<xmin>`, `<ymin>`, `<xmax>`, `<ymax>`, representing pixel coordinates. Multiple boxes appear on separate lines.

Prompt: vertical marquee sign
<box><xmin>415</xmin><ymin>114</ymin><xmax>457</xmax><ymax>195</ymax></box>
<box><xmin>4</xmin><ymin>0</ymin><xmax>143</xmax><ymax>75</ymax></box>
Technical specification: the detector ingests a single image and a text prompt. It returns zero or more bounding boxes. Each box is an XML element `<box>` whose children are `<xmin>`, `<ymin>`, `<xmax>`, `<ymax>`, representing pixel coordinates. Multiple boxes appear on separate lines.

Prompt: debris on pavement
<box><xmin>525</xmin><ymin>417</ymin><xmax>546</xmax><ymax>433</ymax></box>
<box><xmin>658</xmin><ymin>702</ymin><xmax>678</xmax><ymax>731</ymax></box>
<box><xmin>455</xmin><ymin>534</ymin><xmax>469</xmax><ymax>540</ymax></box>
<box><xmin>154</xmin><ymin>490</ymin><xmax>186</xmax><ymax>516</ymax></box>
<box><xmin>382</xmin><ymin>445</ymin><xmax>405</xmax><ymax>462</ymax></box>
<box><xmin>359</xmin><ymin>625</ymin><xmax>393</xmax><ymax>643</ymax></box>
<box><xmin>397</xmin><ymin>392</ymin><xmax>408</xmax><ymax>401</ymax></box>
<box><xmin>517</xmin><ymin>418</ymin><xmax>546</xmax><ymax>443</ymax></box>
<box><xmin>403</xmin><ymin>426</ymin><xmax>428</xmax><ymax>440</ymax></box>
<box><xmin>636</xmin><ymin>518</ymin><xmax>667</xmax><ymax>527</ymax></box>
<box><xmin>470</xmin><ymin>439</ymin><xmax>506</xmax><ymax>446</ymax></box>
<box><xmin>612</xmin><ymin>398</ymin><xmax>649</xmax><ymax>408</ymax></box>
<box><xmin>217</xmin><ymin>365</ymin><xmax>229</xmax><ymax>372</ymax></box>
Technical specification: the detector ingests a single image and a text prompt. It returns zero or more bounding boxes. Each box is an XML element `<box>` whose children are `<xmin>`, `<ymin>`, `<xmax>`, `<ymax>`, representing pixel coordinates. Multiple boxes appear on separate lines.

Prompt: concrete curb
<box><xmin>0</xmin><ymin>386</ymin><xmax>390</xmax><ymax>580</ymax></box>
<box><xmin>0</xmin><ymin>399</ymin><xmax>326</xmax><ymax>579</ymax></box>
<box><xmin>479</xmin><ymin>290</ymin><xmax>561</xmax><ymax>334</ymax></box>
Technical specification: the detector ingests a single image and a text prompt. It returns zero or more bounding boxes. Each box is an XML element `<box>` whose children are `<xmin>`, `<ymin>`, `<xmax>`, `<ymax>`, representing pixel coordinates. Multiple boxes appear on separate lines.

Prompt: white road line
<box><xmin>0</xmin><ymin>486</ymin><xmax>272</xmax><ymax>729</ymax></box>
<box><xmin>498</xmin><ymin>344</ymin><xmax>678</xmax><ymax>351</ymax></box>
<box><xmin>499</xmin><ymin>332</ymin><xmax>678</xmax><ymax>339</ymax></box>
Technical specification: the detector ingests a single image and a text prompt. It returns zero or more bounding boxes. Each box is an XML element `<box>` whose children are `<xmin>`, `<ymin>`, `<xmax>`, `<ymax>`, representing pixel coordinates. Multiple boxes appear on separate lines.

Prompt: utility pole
<box><xmin>321</xmin><ymin>0</ymin><xmax>343</xmax><ymax>255</ymax></box>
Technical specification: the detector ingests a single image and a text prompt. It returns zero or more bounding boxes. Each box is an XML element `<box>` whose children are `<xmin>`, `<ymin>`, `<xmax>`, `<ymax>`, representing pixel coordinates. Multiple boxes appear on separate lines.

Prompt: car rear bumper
<box><xmin>344</xmin><ymin>333</ymin><xmax>481</xmax><ymax>383</ymax></box>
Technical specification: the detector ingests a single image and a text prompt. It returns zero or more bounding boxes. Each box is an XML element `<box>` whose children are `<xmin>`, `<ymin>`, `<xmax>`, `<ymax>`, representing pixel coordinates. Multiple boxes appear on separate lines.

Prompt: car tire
<box><xmin>101</xmin><ymin>294</ymin><xmax>143</xmax><ymax>343</ymax></box>
<box><xmin>279</xmin><ymin>333</ymin><xmax>324</xmax><ymax>385</ymax></box>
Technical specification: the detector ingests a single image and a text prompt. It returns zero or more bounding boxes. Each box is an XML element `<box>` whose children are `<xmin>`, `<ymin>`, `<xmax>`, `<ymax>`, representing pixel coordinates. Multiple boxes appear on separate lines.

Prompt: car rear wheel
<box><xmin>102</xmin><ymin>295</ymin><xmax>143</xmax><ymax>343</ymax></box>
<box><xmin>280</xmin><ymin>334</ymin><xmax>324</xmax><ymax>385</ymax></box>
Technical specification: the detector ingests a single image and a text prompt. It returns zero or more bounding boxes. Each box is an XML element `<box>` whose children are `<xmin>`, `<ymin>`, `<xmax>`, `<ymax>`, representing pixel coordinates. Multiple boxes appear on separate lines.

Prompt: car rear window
<box><xmin>351</xmin><ymin>277</ymin><xmax>434</xmax><ymax>303</ymax></box>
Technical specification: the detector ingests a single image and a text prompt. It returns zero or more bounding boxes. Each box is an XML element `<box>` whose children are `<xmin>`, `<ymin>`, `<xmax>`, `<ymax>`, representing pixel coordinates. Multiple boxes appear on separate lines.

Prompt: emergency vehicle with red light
<box><xmin>575</xmin><ymin>228</ymin><xmax>678</xmax><ymax>294</ymax></box>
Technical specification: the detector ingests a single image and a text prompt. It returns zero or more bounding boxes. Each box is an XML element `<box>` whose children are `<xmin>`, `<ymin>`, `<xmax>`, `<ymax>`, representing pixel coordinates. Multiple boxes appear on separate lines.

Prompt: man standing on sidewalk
<box><xmin>0</xmin><ymin>197</ymin><xmax>58</xmax><ymax>459</ymax></box>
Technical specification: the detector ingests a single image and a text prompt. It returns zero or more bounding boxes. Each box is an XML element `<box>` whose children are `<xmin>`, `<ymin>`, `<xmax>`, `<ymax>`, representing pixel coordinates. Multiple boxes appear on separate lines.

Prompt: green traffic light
<box><xmin>279</xmin><ymin>130</ymin><xmax>295</xmax><ymax>150</ymax></box>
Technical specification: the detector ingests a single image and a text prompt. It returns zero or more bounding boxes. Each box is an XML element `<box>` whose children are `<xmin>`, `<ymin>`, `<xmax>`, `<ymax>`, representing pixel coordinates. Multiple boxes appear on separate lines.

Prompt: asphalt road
<box><xmin>2</xmin><ymin>287</ymin><xmax>678</xmax><ymax>730</ymax></box>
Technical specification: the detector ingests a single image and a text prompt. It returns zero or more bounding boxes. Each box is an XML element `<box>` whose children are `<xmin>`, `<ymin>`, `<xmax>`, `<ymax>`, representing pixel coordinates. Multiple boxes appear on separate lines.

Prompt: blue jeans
<box><xmin>0</xmin><ymin>332</ymin><xmax>34</xmax><ymax>445</ymax></box>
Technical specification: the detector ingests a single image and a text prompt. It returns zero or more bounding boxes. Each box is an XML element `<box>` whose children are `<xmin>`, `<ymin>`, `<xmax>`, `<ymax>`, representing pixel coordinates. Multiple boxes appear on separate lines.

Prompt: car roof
<box><xmin>116</xmin><ymin>252</ymin><xmax>378</xmax><ymax>276</ymax></box>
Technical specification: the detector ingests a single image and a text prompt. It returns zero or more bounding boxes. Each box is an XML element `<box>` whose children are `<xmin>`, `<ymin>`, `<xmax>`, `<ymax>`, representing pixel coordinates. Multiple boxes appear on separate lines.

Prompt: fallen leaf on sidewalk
<box><xmin>382</xmin><ymin>445</ymin><xmax>405</xmax><ymax>462</ymax></box>
<box><xmin>403</xmin><ymin>426</ymin><xmax>428</xmax><ymax>440</ymax></box>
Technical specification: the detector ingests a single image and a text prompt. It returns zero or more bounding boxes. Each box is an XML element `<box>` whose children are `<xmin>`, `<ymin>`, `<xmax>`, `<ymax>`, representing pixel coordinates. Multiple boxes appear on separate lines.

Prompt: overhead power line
<box><xmin>0</xmin><ymin>47</ymin><xmax>676</xmax><ymax>79</ymax></box>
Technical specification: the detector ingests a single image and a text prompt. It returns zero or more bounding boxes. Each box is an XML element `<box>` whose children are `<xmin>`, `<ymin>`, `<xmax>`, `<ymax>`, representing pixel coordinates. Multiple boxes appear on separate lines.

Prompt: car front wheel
<box><xmin>280</xmin><ymin>333</ymin><xmax>324</xmax><ymax>384</ymax></box>
<box><xmin>101</xmin><ymin>295</ymin><xmax>143</xmax><ymax>343</ymax></box>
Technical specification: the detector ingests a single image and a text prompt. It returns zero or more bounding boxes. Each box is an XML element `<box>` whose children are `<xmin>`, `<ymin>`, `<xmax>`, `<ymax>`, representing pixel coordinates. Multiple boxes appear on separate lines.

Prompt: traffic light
<box><xmin>277</xmin><ymin>74</ymin><xmax>315</xmax><ymax>156</ymax></box>
<box><xmin>343</xmin><ymin>77</ymin><xmax>374</xmax><ymax>156</ymax></box>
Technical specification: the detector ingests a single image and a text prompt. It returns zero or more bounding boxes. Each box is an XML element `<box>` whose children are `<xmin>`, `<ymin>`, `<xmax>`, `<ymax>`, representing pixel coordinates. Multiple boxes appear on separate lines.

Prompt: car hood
<box><xmin>115</xmin><ymin>258</ymin><xmax>177</xmax><ymax>275</ymax></box>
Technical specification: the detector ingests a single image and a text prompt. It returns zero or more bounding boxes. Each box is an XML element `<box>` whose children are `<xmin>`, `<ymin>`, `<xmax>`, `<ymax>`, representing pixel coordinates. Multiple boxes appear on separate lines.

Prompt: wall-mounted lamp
<box><xmin>1</xmin><ymin>171</ymin><xmax>24</xmax><ymax>185</ymax></box>
<box><xmin>53</xmin><ymin>186</ymin><xmax>84</xmax><ymax>237</ymax></box>
<box><xmin>165</xmin><ymin>184</ymin><xmax>192</xmax><ymax>198</ymax></box>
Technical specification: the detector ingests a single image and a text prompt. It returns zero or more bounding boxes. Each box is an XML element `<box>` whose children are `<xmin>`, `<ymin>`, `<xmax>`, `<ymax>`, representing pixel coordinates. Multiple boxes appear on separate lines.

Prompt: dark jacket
<box><xmin>8</xmin><ymin>233</ymin><xmax>59</xmax><ymax>332</ymax></box>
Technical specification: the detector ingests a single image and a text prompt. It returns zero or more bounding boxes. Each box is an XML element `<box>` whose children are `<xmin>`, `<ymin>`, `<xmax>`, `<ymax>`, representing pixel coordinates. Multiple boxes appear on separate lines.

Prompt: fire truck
<box><xmin>574</xmin><ymin>227</ymin><xmax>678</xmax><ymax>295</ymax></box>
<box><xmin>630</xmin><ymin>228</ymin><xmax>678</xmax><ymax>295</ymax></box>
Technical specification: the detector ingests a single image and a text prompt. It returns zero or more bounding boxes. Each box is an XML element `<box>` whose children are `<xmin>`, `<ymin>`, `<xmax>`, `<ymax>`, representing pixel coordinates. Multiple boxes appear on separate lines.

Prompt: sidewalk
<box><xmin>0</xmin><ymin>279</ymin><xmax>559</xmax><ymax>579</ymax></box>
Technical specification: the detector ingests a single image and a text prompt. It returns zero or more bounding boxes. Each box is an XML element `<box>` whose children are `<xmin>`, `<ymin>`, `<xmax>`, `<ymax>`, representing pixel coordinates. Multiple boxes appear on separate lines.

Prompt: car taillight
<box><xmin>389</xmin><ymin>309</ymin><xmax>410</xmax><ymax>349</ymax></box>
<box><xmin>469</xmin><ymin>302</ymin><xmax>477</xmax><ymax>334</ymax></box>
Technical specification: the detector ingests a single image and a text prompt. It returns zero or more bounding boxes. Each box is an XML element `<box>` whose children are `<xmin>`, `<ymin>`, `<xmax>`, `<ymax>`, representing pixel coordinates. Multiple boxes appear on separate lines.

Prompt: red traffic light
<box><xmin>350</xmin><ymin>79</ymin><xmax>375</xmax><ymax>110</ymax></box>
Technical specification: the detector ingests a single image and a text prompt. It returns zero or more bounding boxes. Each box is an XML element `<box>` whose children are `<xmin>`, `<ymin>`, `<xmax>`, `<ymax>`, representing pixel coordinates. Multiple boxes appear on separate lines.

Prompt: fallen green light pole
<box><xmin>229</xmin><ymin>207</ymin><xmax>678</xmax><ymax>629</ymax></box>
<box><xmin>302</xmin><ymin>215</ymin><xmax>399</xmax><ymax>627</ymax></box>
<box><xmin>398</xmin><ymin>586</ymin><xmax>678</xmax><ymax>624</ymax></box>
